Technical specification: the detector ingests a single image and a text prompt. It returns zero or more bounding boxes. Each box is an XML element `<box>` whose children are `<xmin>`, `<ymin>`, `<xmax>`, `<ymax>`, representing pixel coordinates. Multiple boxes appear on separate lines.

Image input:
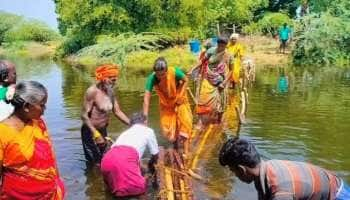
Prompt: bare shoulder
<box><xmin>85</xmin><ymin>85</ymin><xmax>98</xmax><ymax>100</ymax></box>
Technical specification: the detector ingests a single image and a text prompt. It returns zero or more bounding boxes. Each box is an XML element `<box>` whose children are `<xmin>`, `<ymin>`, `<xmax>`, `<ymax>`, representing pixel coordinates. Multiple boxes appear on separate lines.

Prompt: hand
<box><xmin>93</xmin><ymin>130</ymin><xmax>106</xmax><ymax>145</ymax></box>
<box><xmin>176</xmin><ymin>97</ymin><xmax>184</xmax><ymax>105</ymax></box>
<box><xmin>218</xmin><ymin>83</ymin><xmax>225</xmax><ymax>90</ymax></box>
<box><xmin>186</xmin><ymin>68</ymin><xmax>194</xmax><ymax>76</ymax></box>
<box><xmin>95</xmin><ymin>136</ymin><xmax>106</xmax><ymax>145</ymax></box>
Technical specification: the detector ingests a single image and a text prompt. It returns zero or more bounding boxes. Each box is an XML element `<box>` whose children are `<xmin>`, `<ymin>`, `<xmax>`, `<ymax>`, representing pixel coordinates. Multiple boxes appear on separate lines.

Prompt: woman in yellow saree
<box><xmin>0</xmin><ymin>81</ymin><xmax>65</xmax><ymax>199</ymax></box>
<box><xmin>143</xmin><ymin>57</ymin><xmax>192</xmax><ymax>155</ymax></box>
<box><xmin>226</xmin><ymin>33</ymin><xmax>245</xmax><ymax>87</ymax></box>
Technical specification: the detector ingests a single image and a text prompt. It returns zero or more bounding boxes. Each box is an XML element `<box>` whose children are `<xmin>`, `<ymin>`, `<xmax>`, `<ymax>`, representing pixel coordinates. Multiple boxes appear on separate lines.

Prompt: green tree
<box><xmin>0</xmin><ymin>12</ymin><xmax>23</xmax><ymax>44</ymax></box>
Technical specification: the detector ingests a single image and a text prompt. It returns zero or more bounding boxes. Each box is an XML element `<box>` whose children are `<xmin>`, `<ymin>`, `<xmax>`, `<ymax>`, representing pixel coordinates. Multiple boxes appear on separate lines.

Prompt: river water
<box><xmin>5</xmin><ymin>58</ymin><xmax>350</xmax><ymax>199</ymax></box>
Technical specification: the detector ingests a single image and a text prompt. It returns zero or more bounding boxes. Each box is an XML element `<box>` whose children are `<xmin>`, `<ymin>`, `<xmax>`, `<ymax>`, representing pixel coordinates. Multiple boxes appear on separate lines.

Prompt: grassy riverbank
<box><xmin>0</xmin><ymin>41</ymin><xmax>60</xmax><ymax>59</ymax></box>
<box><xmin>63</xmin><ymin>35</ymin><xmax>290</xmax><ymax>73</ymax></box>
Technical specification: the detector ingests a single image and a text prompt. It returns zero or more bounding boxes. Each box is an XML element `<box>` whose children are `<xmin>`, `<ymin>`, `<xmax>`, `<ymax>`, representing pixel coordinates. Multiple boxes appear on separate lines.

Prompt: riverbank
<box><xmin>0</xmin><ymin>35</ymin><xmax>290</xmax><ymax>70</ymax></box>
<box><xmin>242</xmin><ymin>35</ymin><xmax>290</xmax><ymax>67</ymax></box>
<box><xmin>63</xmin><ymin>35</ymin><xmax>290</xmax><ymax>72</ymax></box>
<box><xmin>0</xmin><ymin>41</ymin><xmax>59</xmax><ymax>59</ymax></box>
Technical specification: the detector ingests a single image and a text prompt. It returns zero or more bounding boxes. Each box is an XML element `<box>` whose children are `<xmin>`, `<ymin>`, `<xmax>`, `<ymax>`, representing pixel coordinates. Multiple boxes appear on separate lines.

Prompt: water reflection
<box><xmin>5</xmin><ymin>57</ymin><xmax>350</xmax><ymax>199</ymax></box>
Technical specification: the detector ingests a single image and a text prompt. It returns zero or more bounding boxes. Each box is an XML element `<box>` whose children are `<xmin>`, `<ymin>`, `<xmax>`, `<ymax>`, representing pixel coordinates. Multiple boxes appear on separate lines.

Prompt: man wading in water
<box><xmin>81</xmin><ymin>64</ymin><xmax>130</xmax><ymax>165</ymax></box>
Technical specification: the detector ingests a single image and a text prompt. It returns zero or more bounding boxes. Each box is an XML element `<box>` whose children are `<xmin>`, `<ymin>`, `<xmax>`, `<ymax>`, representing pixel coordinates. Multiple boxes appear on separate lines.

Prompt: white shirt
<box><xmin>0</xmin><ymin>101</ymin><xmax>14</xmax><ymax>121</ymax></box>
<box><xmin>112</xmin><ymin>124</ymin><xmax>159</xmax><ymax>158</ymax></box>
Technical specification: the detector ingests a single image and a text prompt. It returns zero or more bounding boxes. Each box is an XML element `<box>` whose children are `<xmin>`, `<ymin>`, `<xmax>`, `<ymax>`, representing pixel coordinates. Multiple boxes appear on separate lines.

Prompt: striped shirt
<box><xmin>256</xmin><ymin>160</ymin><xmax>341</xmax><ymax>200</ymax></box>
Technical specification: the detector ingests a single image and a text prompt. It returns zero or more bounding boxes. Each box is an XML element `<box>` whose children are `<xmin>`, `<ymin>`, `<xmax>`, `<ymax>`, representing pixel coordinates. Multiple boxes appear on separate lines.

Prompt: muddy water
<box><xmin>7</xmin><ymin>58</ymin><xmax>350</xmax><ymax>199</ymax></box>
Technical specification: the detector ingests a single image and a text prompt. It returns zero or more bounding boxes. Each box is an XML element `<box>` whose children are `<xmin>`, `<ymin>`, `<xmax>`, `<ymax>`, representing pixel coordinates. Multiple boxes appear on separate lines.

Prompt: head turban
<box><xmin>95</xmin><ymin>64</ymin><xmax>119</xmax><ymax>81</ymax></box>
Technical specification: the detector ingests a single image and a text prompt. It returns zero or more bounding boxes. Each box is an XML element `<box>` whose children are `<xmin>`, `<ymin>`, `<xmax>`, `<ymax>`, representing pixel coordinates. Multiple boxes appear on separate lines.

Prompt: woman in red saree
<box><xmin>0</xmin><ymin>81</ymin><xmax>65</xmax><ymax>199</ymax></box>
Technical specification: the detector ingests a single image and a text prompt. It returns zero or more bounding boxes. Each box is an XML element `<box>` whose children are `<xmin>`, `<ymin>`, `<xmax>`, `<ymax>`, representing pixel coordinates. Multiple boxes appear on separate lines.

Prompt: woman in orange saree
<box><xmin>0</xmin><ymin>81</ymin><xmax>65</xmax><ymax>200</ymax></box>
<box><xmin>143</xmin><ymin>57</ymin><xmax>193</xmax><ymax>155</ymax></box>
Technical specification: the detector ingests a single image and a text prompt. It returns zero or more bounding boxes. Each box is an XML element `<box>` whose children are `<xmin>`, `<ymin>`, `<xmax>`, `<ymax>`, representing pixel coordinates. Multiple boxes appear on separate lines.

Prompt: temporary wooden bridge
<box><xmin>155</xmin><ymin>62</ymin><xmax>255</xmax><ymax>199</ymax></box>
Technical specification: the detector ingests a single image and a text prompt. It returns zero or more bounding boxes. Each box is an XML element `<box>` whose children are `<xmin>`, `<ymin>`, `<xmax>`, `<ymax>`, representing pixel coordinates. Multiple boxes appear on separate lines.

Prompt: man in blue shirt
<box><xmin>279</xmin><ymin>23</ymin><xmax>291</xmax><ymax>54</ymax></box>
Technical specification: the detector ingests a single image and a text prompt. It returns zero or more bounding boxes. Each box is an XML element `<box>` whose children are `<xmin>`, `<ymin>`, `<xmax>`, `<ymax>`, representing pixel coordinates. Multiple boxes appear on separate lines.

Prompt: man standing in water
<box><xmin>219</xmin><ymin>138</ymin><xmax>350</xmax><ymax>200</ymax></box>
<box><xmin>81</xmin><ymin>64</ymin><xmax>130</xmax><ymax>165</ymax></box>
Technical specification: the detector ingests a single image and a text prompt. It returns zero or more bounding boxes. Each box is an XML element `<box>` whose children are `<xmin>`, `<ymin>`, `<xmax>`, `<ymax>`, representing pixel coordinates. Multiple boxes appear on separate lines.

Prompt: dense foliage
<box><xmin>73</xmin><ymin>33</ymin><xmax>171</xmax><ymax>66</ymax></box>
<box><xmin>243</xmin><ymin>12</ymin><xmax>292</xmax><ymax>36</ymax></box>
<box><xmin>0</xmin><ymin>11</ymin><xmax>60</xmax><ymax>44</ymax></box>
<box><xmin>52</xmin><ymin>0</ymin><xmax>348</xmax><ymax>66</ymax></box>
<box><xmin>292</xmin><ymin>0</ymin><xmax>350</xmax><ymax>66</ymax></box>
<box><xmin>54</xmin><ymin>0</ymin><xmax>270</xmax><ymax>55</ymax></box>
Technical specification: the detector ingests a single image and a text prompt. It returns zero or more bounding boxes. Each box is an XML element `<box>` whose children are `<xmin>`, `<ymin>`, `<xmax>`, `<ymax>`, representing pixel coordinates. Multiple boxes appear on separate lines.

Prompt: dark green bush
<box><xmin>292</xmin><ymin>1</ymin><xmax>350</xmax><ymax>66</ymax></box>
<box><xmin>243</xmin><ymin>12</ymin><xmax>293</xmax><ymax>36</ymax></box>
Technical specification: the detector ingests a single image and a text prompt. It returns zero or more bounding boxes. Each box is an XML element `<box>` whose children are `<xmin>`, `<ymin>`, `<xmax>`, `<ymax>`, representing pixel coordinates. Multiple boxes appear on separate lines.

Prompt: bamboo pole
<box><xmin>190</xmin><ymin>124</ymin><xmax>213</xmax><ymax>170</ymax></box>
<box><xmin>165</xmin><ymin>168</ymin><xmax>175</xmax><ymax>200</ymax></box>
<box><xmin>168</xmin><ymin>149</ymin><xmax>181</xmax><ymax>200</ymax></box>
<box><xmin>179</xmin><ymin>179</ymin><xmax>187</xmax><ymax>200</ymax></box>
<box><xmin>174</xmin><ymin>151</ymin><xmax>193</xmax><ymax>200</ymax></box>
<box><xmin>157</xmin><ymin>147</ymin><xmax>166</xmax><ymax>200</ymax></box>
<box><xmin>187</xmin><ymin>88</ymin><xmax>197</xmax><ymax>105</ymax></box>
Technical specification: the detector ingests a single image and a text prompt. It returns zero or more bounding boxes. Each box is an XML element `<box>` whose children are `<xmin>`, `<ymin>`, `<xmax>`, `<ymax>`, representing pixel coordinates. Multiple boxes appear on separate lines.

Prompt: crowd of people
<box><xmin>0</xmin><ymin>32</ymin><xmax>349</xmax><ymax>200</ymax></box>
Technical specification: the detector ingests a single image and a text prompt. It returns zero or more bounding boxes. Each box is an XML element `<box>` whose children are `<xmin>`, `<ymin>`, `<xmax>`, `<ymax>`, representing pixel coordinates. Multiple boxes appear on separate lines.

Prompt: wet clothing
<box><xmin>101</xmin><ymin>125</ymin><xmax>159</xmax><ymax>197</ymax></box>
<box><xmin>256</xmin><ymin>160</ymin><xmax>342</xmax><ymax>200</ymax></box>
<box><xmin>0</xmin><ymin>119</ymin><xmax>65</xmax><ymax>199</ymax></box>
<box><xmin>112</xmin><ymin>124</ymin><xmax>159</xmax><ymax>158</ymax></box>
<box><xmin>145</xmin><ymin>67</ymin><xmax>185</xmax><ymax>92</ymax></box>
<box><xmin>101</xmin><ymin>145</ymin><xmax>146</xmax><ymax>197</ymax></box>
<box><xmin>146</xmin><ymin>67</ymin><xmax>193</xmax><ymax>141</ymax></box>
<box><xmin>81</xmin><ymin>124</ymin><xmax>108</xmax><ymax>163</ymax></box>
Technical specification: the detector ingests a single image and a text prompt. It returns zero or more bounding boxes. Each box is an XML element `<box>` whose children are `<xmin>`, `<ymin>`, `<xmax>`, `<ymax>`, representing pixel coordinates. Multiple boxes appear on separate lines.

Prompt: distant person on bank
<box><xmin>219</xmin><ymin>138</ymin><xmax>350</xmax><ymax>200</ymax></box>
<box><xmin>81</xmin><ymin>64</ymin><xmax>130</xmax><ymax>165</ymax></box>
<box><xmin>101</xmin><ymin>112</ymin><xmax>159</xmax><ymax>198</ymax></box>
<box><xmin>279</xmin><ymin>23</ymin><xmax>292</xmax><ymax>54</ymax></box>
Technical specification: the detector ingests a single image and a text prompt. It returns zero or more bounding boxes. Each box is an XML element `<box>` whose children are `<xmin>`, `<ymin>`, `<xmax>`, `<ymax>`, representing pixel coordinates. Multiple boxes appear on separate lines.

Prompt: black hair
<box><xmin>130</xmin><ymin>112</ymin><xmax>146</xmax><ymax>125</ymax></box>
<box><xmin>0</xmin><ymin>60</ymin><xmax>9</xmax><ymax>83</ymax></box>
<box><xmin>283</xmin><ymin>23</ymin><xmax>287</xmax><ymax>27</ymax></box>
<box><xmin>153</xmin><ymin>57</ymin><xmax>168</xmax><ymax>72</ymax></box>
<box><xmin>217</xmin><ymin>36</ymin><xmax>228</xmax><ymax>45</ymax></box>
<box><xmin>219</xmin><ymin>138</ymin><xmax>261</xmax><ymax>168</ymax></box>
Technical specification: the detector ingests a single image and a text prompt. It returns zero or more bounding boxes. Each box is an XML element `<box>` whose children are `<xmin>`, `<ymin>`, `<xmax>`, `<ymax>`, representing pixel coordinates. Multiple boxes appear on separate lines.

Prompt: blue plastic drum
<box><xmin>189</xmin><ymin>40</ymin><xmax>201</xmax><ymax>54</ymax></box>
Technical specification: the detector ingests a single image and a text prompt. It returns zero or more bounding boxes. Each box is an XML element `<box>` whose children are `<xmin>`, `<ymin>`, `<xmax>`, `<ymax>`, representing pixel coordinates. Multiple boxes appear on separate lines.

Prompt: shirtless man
<box><xmin>81</xmin><ymin>64</ymin><xmax>130</xmax><ymax>164</ymax></box>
